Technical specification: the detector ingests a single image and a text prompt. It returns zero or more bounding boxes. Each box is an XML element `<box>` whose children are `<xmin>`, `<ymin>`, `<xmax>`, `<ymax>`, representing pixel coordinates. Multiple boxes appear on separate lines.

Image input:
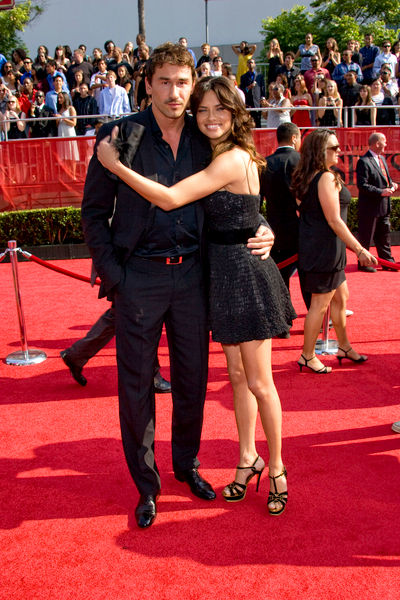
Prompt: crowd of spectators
<box><xmin>0</xmin><ymin>32</ymin><xmax>400</xmax><ymax>139</ymax></box>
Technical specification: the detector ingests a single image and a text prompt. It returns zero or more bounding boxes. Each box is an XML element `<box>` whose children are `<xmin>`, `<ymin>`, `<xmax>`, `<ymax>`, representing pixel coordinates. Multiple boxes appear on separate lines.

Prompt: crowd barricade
<box><xmin>1</xmin><ymin>116</ymin><xmax>400</xmax><ymax>210</ymax></box>
<box><xmin>254</xmin><ymin>125</ymin><xmax>400</xmax><ymax>197</ymax></box>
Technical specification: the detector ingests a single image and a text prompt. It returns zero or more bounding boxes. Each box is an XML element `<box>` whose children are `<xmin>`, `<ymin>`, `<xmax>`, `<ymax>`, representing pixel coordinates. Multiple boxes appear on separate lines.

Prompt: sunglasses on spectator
<box><xmin>383</xmin><ymin>44</ymin><xmax>391</xmax><ymax>48</ymax></box>
<box><xmin>326</xmin><ymin>145</ymin><xmax>340</xmax><ymax>152</ymax></box>
<box><xmin>24</xmin><ymin>60</ymin><xmax>32</xmax><ymax>64</ymax></box>
<box><xmin>272</xmin><ymin>87</ymin><xmax>279</xmax><ymax>91</ymax></box>
<box><xmin>7</xmin><ymin>100</ymin><xmax>16</xmax><ymax>104</ymax></box>
<box><xmin>36</xmin><ymin>93</ymin><xmax>44</xmax><ymax>97</ymax></box>
<box><xmin>381</xmin><ymin>70</ymin><xmax>390</xmax><ymax>74</ymax></box>
<box><xmin>311</xmin><ymin>59</ymin><xmax>318</xmax><ymax>62</ymax></box>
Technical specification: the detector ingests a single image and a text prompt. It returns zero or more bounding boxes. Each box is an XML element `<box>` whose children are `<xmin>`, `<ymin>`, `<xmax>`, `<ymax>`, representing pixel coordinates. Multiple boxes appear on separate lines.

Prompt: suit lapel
<box><xmin>367</xmin><ymin>151</ymin><xmax>387</xmax><ymax>184</ymax></box>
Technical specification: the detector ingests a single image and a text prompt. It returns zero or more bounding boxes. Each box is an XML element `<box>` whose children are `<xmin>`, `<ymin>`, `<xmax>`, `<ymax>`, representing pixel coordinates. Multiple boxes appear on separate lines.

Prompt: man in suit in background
<box><xmin>260</xmin><ymin>122</ymin><xmax>301</xmax><ymax>293</ymax></box>
<box><xmin>356</xmin><ymin>132</ymin><xmax>398</xmax><ymax>272</ymax></box>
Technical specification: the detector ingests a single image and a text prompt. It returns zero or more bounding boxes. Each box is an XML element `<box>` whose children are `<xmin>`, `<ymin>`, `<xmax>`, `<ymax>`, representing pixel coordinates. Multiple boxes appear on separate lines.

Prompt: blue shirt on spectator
<box><xmin>47</xmin><ymin>70</ymin><xmax>69</xmax><ymax>92</ymax></box>
<box><xmin>332</xmin><ymin>61</ymin><xmax>363</xmax><ymax>84</ymax></box>
<box><xmin>0</xmin><ymin>54</ymin><xmax>6</xmax><ymax>71</ymax></box>
<box><xmin>45</xmin><ymin>89</ymin><xmax>72</xmax><ymax>112</ymax></box>
<box><xmin>359</xmin><ymin>44</ymin><xmax>379</xmax><ymax>80</ymax></box>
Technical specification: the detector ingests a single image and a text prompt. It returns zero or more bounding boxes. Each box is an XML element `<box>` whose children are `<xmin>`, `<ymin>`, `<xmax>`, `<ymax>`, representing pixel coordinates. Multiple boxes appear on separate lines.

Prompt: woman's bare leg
<box><xmin>299</xmin><ymin>290</ymin><xmax>336</xmax><ymax>371</ymax></box>
<box><xmin>222</xmin><ymin>344</ymin><xmax>261</xmax><ymax>486</ymax></box>
<box><xmin>239</xmin><ymin>339</ymin><xmax>286</xmax><ymax>510</ymax></box>
<box><xmin>330</xmin><ymin>281</ymin><xmax>365</xmax><ymax>360</ymax></box>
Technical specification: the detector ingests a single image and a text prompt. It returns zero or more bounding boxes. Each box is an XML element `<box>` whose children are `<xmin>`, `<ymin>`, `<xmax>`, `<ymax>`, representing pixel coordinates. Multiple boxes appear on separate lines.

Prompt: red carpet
<box><xmin>1</xmin><ymin>250</ymin><xmax>400</xmax><ymax>600</ymax></box>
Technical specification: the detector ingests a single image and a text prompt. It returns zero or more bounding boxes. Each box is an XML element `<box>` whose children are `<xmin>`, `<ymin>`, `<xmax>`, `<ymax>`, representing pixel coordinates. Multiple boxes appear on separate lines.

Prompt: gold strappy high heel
<box><xmin>222</xmin><ymin>456</ymin><xmax>265</xmax><ymax>502</ymax></box>
<box><xmin>268</xmin><ymin>467</ymin><xmax>288</xmax><ymax>516</ymax></box>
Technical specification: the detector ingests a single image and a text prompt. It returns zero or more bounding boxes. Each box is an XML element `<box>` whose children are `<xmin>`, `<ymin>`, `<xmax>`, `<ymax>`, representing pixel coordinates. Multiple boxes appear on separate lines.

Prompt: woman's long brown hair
<box><xmin>291</xmin><ymin>128</ymin><xmax>341</xmax><ymax>202</ymax></box>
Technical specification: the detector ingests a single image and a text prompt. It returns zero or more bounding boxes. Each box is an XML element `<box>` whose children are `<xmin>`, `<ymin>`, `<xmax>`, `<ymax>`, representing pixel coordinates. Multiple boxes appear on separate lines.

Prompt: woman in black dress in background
<box><xmin>354</xmin><ymin>85</ymin><xmax>376</xmax><ymax>126</ymax></box>
<box><xmin>291</xmin><ymin>129</ymin><xmax>377</xmax><ymax>374</ymax></box>
<box><xmin>97</xmin><ymin>77</ymin><xmax>295</xmax><ymax>515</ymax></box>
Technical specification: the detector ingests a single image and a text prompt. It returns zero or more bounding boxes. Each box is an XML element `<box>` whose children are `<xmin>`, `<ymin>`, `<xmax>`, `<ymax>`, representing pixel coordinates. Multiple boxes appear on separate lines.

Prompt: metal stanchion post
<box><xmin>5</xmin><ymin>240</ymin><xmax>47</xmax><ymax>366</ymax></box>
<box><xmin>315</xmin><ymin>305</ymin><xmax>338</xmax><ymax>355</ymax></box>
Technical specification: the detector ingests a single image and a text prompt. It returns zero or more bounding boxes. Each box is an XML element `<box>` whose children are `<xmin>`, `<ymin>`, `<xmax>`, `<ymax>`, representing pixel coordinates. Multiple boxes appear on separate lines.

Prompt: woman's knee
<box><xmin>228</xmin><ymin>365</ymin><xmax>247</xmax><ymax>388</ymax></box>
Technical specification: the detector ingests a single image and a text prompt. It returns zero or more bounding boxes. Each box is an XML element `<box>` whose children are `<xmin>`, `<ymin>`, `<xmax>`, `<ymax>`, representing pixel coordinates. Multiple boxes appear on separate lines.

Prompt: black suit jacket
<box><xmin>81</xmin><ymin>108</ymin><xmax>210</xmax><ymax>298</ymax></box>
<box><xmin>260</xmin><ymin>147</ymin><xmax>300</xmax><ymax>253</ymax></box>
<box><xmin>356</xmin><ymin>150</ymin><xmax>392</xmax><ymax>218</ymax></box>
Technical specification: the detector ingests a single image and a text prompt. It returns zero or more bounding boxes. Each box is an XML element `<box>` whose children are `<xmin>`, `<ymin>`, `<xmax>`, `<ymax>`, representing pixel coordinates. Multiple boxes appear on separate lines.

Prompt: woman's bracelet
<box><xmin>356</xmin><ymin>247</ymin><xmax>365</xmax><ymax>258</ymax></box>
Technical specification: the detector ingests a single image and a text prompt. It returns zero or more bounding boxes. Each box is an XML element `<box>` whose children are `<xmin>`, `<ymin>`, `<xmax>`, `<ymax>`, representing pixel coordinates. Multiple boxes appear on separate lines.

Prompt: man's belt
<box><xmin>136</xmin><ymin>250</ymin><xmax>198</xmax><ymax>265</ymax></box>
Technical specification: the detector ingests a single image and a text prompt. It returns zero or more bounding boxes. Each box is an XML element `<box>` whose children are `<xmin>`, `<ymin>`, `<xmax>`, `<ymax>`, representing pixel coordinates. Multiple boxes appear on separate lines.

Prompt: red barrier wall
<box><xmin>1</xmin><ymin>127</ymin><xmax>400</xmax><ymax>211</ymax></box>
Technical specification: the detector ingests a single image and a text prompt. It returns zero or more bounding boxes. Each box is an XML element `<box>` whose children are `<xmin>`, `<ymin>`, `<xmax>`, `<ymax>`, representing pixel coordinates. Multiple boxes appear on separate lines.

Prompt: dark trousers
<box><xmin>67</xmin><ymin>307</ymin><xmax>115</xmax><ymax>367</ymax></box>
<box><xmin>114</xmin><ymin>255</ymin><xmax>209</xmax><ymax>496</ymax></box>
<box><xmin>358</xmin><ymin>211</ymin><xmax>393</xmax><ymax>261</ymax></box>
<box><xmin>66</xmin><ymin>306</ymin><xmax>162</xmax><ymax>375</ymax></box>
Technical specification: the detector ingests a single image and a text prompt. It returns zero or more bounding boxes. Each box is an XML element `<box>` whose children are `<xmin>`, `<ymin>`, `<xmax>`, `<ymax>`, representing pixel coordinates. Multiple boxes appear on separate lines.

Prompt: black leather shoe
<box><xmin>175</xmin><ymin>468</ymin><xmax>216</xmax><ymax>500</ymax></box>
<box><xmin>135</xmin><ymin>494</ymin><xmax>158</xmax><ymax>528</ymax></box>
<box><xmin>153</xmin><ymin>371</ymin><xmax>171</xmax><ymax>394</ymax></box>
<box><xmin>60</xmin><ymin>350</ymin><xmax>87</xmax><ymax>386</ymax></box>
<box><xmin>357</xmin><ymin>263</ymin><xmax>377</xmax><ymax>273</ymax></box>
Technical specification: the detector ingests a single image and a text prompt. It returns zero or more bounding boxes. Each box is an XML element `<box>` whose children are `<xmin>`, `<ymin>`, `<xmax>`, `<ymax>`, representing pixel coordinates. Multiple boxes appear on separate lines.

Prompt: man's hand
<box><xmin>247</xmin><ymin>225</ymin><xmax>274</xmax><ymax>260</ymax></box>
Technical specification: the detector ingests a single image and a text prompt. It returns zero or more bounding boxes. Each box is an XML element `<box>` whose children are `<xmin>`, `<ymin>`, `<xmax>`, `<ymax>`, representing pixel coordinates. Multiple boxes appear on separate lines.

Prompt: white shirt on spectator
<box><xmin>90</xmin><ymin>70</ymin><xmax>108</xmax><ymax>103</ymax></box>
<box><xmin>372</xmin><ymin>53</ymin><xmax>397</xmax><ymax>78</ymax></box>
<box><xmin>382</xmin><ymin>79</ymin><xmax>399</xmax><ymax>99</ymax></box>
<box><xmin>98</xmin><ymin>84</ymin><xmax>130</xmax><ymax>117</ymax></box>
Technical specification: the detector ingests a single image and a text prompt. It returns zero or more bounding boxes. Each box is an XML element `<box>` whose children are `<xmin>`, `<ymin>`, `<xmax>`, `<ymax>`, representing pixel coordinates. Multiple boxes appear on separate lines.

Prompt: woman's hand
<box><xmin>358</xmin><ymin>247</ymin><xmax>378</xmax><ymax>267</ymax></box>
<box><xmin>97</xmin><ymin>126</ymin><xmax>121</xmax><ymax>173</ymax></box>
<box><xmin>247</xmin><ymin>225</ymin><xmax>275</xmax><ymax>260</ymax></box>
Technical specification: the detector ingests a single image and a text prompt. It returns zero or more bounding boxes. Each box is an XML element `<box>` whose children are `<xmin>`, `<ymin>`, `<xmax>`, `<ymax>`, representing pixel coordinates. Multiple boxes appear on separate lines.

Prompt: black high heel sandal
<box><xmin>268</xmin><ymin>467</ymin><xmax>288</xmax><ymax>516</ymax></box>
<box><xmin>222</xmin><ymin>456</ymin><xmax>265</xmax><ymax>502</ymax></box>
<box><xmin>336</xmin><ymin>347</ymin><xmax>368</xmax><ymax>364</ymax></box>
<box><xmin>297</xmin><ymin>354</ymin><xmax>331</xmax><ymax>374</ymax></box>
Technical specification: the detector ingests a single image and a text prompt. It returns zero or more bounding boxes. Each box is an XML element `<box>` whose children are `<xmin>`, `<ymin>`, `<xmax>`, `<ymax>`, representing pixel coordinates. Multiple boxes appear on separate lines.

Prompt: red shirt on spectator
<box><xmin>304</xmin><ymin>66</ymin><xmax>331</xmax><ymax>92</ymax></box>
<box><xmin>19</xmin><ymin>89</ymin><xmax>37</xmax><ymax>115</ymax></box>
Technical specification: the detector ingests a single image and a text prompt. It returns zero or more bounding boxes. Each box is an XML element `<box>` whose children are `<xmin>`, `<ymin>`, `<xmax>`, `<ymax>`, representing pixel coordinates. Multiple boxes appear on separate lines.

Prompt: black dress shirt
<box><xmin>135</xmin><ymin>108</ymin><xmax>200</xmax><ymax>257</ymax></box>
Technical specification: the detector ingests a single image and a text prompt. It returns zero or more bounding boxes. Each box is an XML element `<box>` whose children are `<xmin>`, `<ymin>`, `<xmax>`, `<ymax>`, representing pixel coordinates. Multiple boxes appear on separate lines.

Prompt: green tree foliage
<box><xmin>310</xmin><ymin>0</ymin><xmax>400</xmax><ymax>29</ymax></box>
<box><xmin>0</xmin><ymin>1</ymin><xmax>43</xmax><ymax>57</ymax></box>
<box><xmin>260</xmin><ymin>3</ymin><xmax>400</xmax><ymax>56</ymax></box>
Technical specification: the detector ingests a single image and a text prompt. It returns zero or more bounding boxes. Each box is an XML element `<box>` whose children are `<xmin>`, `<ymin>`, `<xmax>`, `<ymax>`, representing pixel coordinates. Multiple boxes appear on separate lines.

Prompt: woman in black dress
<box><xmin>291</xmin><ymin>129</ymin><xmax>377</xmax><ymax>374</ymax></box>
<box><xmin>97</xmin><ymin>77</ymin><xmax>295</xmax><ymax>515</ymax></box>
<box><xmin>354</xmin><ymin>85</ymin><xmax>376</xmax><ymax>126</ymax></box>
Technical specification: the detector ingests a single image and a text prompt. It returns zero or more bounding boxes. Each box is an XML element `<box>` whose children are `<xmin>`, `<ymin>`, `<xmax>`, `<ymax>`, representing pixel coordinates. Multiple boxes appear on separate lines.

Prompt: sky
<box><xmin>20</xmin><ymin>0</ymin><xmax>302</xmax><ymax>57</ymax></box>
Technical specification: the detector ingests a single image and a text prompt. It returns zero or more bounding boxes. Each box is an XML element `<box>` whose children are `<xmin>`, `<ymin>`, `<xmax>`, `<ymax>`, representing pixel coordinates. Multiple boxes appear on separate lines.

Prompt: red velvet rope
<box><xmin>275</xmin><ymin>254</ymin><xmax>298</xmax><ymax>269</ymax></box>
<box><xmin>376</xmin><ymin>257</ymin><xmax>400</xmax><ymax>270</ymax></box>
<box><xmin>15</xmin><ymin>251</ymin><xmax>400</xmax><ymax>288</ymax></box>
<box><xmin>21</xmin><ymin>251</ymin><xmax>101</xmax><ymax>285</ymax></box>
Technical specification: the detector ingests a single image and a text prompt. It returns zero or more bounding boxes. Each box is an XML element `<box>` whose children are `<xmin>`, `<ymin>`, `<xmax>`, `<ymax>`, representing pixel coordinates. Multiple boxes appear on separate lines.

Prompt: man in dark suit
<box><xmin>260</xmin><ymin>122</ymin><xmax>301</xmax><ymax>292</ymax></box>
<box><xmin>356</xmin><ymin>132</ymin><xmax>398</xmax><ymax>272</ymax></box>
<box><xmin>81</xmin><ymin>43</ymin><xmax>273</xmax><ymax>528</ymax></box>
<box><xmin>239</xmin><ymin>58</ymin><xmax>265</xmax><ymax>128</ymax></box>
